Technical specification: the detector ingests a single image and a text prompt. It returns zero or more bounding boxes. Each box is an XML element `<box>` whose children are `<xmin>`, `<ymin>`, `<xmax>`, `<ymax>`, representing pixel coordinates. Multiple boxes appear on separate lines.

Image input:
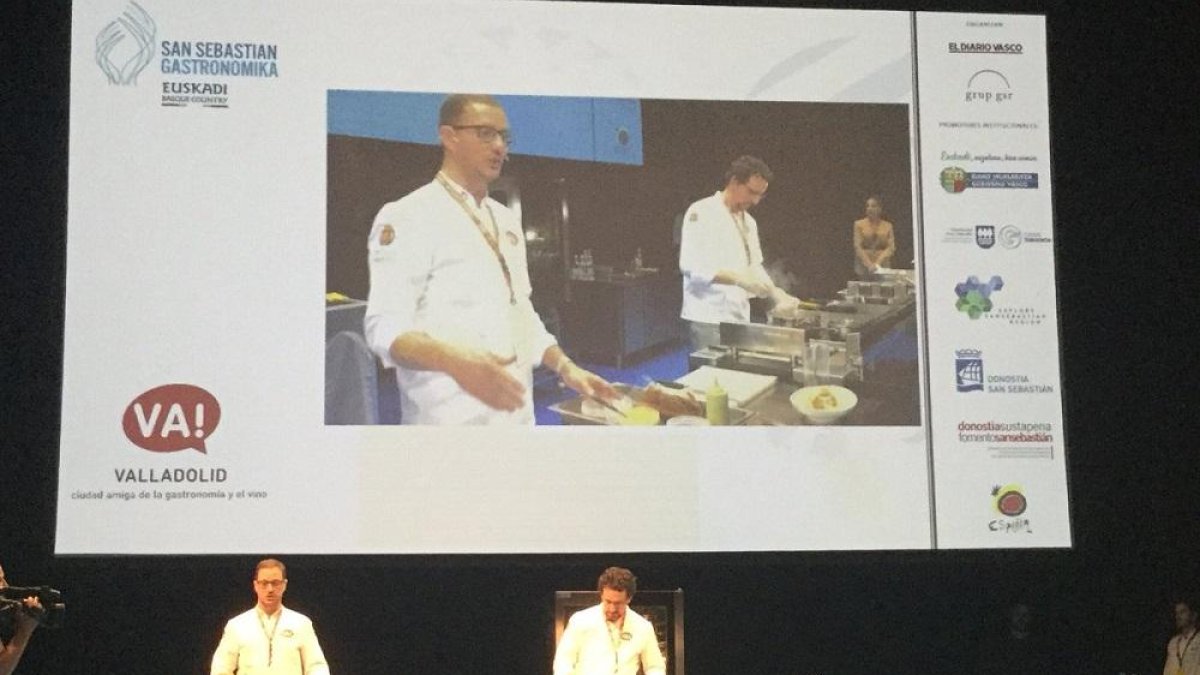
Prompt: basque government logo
<box><xmin>95</xmin><ymin>2</ymin><xmax>157</xmax><ymax>85</ymax></box>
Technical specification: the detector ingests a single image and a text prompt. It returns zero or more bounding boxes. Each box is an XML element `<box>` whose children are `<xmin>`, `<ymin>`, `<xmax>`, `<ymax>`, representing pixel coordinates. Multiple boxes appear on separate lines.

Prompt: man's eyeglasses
<box><xmin>255</xmin><ymin>579</ymin><xmax>285</xmax><ymax>588</ymax></box>
<box><xmin>452</xmin><ymin>125</ymin><xmax>513</xmax><ymax>147</ymax></box>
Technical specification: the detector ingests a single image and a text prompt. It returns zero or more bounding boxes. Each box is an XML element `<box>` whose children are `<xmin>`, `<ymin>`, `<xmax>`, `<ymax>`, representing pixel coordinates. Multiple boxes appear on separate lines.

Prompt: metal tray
<box><xmin>549</xmin><ymin>384</ymin><xmax>753</xmax><ymax>426</ymax></box>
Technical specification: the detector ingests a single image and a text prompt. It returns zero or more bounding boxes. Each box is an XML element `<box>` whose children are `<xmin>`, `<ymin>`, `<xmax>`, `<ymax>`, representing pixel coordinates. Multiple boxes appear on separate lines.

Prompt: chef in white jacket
<box><xmin>210</xmin><ymin>559</ymin><xmax>329</xmax><ymax>675</ymax></box>
<box><xmin>364</xmin><ymin>94</ymin><xmax>615</xmax><ymax>425</ymax></box>
<box><xmin>678</xmin><ymin>155</ymin><xmax>800</xmax><ymax>350</ymax></box>
<box><xmin>553</xmin><ymin>567</ymin><xmax>666</xmax><ymax>675</ymax></box>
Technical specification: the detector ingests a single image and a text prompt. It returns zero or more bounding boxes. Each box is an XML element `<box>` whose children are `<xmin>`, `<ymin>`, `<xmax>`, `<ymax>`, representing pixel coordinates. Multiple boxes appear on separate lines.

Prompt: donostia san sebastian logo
<box><xmin>955</xmin><ymin>349</ymin><xmax>984</xmax><ymax>392</ymax></box>
<box><xmin>954</xmin><ymin>349</ymin><xmax>1056</xmax><ymax>396</ymax></box>
<box><xmin>95</xmin><ymin>2</ymin><xmax>157</xmax><ymax>86</ymax></box>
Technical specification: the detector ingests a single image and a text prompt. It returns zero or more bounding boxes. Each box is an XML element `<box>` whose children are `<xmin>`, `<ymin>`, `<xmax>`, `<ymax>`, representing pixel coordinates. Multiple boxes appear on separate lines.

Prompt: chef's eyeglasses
<box><xmin>255</xmin><ymin>579</ymin><xmax>286</xmax><ymax>588</ymax></box>
<box><xmin>452</xmin><ymin>125</ymin><xmax>514</xmax><ymax>147</ymax></box>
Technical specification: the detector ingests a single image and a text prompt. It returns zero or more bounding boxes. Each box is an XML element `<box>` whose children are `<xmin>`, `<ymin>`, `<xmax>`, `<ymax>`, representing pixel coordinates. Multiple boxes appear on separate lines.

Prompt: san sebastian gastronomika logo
<box><xmin>95</xmin><ymin>1</ymin><xmax>157</xmax><ymax>85</ymax></box>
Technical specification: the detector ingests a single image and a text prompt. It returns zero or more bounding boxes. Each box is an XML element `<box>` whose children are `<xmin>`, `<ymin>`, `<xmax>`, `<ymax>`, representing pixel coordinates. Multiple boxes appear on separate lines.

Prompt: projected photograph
<box><xmin>326</xmin><ymin>91</ymin><xmax>920</xmax><ymax>427</ymax></box>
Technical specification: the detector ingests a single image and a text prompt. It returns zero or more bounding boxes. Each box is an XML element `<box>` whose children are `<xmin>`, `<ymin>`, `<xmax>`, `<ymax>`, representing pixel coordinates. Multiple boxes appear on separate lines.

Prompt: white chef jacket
<box><xmin>678</xmin><ymin>191</ymin><xmax>773</xmax><ymax>324</ymax></box>
<box><xmin>1164</xmin><ymin>630</ymin><xmax>1200</xmax><ymax>675</ymax></box>
<box><xmin>364</xmin><ymin>176</ymin><xmax>557</xmax><ymax>425</ymax></box>
<box><xmin>553</xmin><ymin>604</ymin><xmax>667</xmax><ymax>675</ymax></box>
<box><xmin>210</xmin><ymin>606</ymin><xmax>330</xmax><ymax>675</ymax></box>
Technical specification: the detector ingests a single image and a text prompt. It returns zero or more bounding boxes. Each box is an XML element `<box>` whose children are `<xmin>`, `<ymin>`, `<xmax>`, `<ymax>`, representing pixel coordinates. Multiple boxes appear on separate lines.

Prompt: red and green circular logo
<box><xmin>992</xmin><ymin>484</ymin><xmax>1027</xmax><ymax>516</ymax></box>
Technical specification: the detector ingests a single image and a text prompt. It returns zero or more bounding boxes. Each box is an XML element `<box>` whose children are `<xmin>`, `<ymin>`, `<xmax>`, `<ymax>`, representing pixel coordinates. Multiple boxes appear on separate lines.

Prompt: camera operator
<box><xmin>0</xmin><ymin>563</ymin><xmax>41</xmax><ymax>675</ymax></box>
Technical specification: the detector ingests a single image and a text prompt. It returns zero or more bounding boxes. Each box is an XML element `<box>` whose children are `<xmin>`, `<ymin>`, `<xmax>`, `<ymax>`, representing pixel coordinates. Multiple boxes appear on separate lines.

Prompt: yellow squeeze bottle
<box><xmin>706</xmin><ymin>378</ymin><xmax>729</xmax><ymax>426</ymax></box>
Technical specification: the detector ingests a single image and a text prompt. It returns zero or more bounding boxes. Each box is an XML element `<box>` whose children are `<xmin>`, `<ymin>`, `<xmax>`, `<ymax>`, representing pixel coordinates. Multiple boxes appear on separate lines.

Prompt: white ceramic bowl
<box><xmin>789</xmin><ymin>385</ymin><xmax>858</xmax><ymax>424</ymax></box>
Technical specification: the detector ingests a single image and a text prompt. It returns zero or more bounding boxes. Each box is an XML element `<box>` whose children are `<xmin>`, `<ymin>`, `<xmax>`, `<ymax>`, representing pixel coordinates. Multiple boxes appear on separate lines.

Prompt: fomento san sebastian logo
<box><xmin>95</xmin><ymin>2</ymin><xmax>157</xmax><ymax>86</ymax></box>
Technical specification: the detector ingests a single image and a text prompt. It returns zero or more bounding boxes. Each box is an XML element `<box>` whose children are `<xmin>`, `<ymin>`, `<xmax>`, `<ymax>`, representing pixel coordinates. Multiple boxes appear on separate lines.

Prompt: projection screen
<box><xmin>58</xmin><ymin>0</ymin><xmax>1067</xmax><ymax>553</ymax></box>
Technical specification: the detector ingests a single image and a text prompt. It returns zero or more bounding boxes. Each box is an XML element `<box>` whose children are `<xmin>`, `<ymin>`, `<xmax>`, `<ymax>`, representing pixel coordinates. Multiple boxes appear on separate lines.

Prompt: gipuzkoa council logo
<box><xmin>975</xmin><ymin>225</ymin><xmax>995</xmax><ymax>249</ymax></box>
<box><xmin>95</xmin><ymin>1</ymin><xmax>157</xmax><ymax>86</ymax></box>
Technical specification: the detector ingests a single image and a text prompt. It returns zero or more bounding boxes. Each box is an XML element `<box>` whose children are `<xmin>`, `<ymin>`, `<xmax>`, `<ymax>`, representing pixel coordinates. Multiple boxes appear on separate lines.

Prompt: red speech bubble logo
<box><xmin>122</xmin><ymin>384</ymin><xmax>221</xmax><ymax>453</ymax></box>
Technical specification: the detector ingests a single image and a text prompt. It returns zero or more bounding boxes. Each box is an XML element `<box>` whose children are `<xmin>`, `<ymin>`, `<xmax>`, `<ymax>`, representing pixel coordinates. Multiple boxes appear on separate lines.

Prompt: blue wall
<box><xmin>327</xmin><ymin>90</ymin><xmax>643</xmax><ymax>165</ymax></box>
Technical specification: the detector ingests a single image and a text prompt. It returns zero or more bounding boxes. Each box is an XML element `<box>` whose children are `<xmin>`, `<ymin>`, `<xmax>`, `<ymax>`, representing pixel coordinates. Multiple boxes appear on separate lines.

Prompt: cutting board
<box><xmin>674</xmin><ymin>366</ymin><xmax>777</xmax><ymax>406</ymax></box>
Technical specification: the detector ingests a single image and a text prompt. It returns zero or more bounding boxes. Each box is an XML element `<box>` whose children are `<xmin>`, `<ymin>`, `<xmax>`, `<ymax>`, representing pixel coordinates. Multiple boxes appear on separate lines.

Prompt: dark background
<box><xmin>4</xmin><ymin>0</ymin><xmax>1198</xmax><ymax>673</ymax></box>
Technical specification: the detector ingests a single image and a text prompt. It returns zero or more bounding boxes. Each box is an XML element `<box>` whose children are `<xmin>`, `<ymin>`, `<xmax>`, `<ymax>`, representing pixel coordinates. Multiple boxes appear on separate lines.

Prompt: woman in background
<box><xmin>853</xmin><ymin>195</ymin><xmax>895</xmax><ymax>277</ymax></box>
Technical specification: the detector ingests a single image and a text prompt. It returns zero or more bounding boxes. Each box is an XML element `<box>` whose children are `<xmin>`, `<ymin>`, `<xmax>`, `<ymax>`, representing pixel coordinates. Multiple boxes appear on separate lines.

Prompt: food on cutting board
<box><xmin>639</xmin><ymin>383</ymin><xmax>705</xmax><ymax>419</ymax></box>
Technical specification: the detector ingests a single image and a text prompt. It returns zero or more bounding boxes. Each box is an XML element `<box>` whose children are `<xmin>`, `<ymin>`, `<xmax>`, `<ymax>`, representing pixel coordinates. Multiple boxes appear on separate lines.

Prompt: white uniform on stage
<box><xmin>210</xmin><ymin>606</ymin><xmax>329</xmax><ymax>675</ymax></box>
<box><xmin>553</xmin><ymin>604</ymin><xmax>666</xmax><ymax>675</ymax></box>
<box><xmin>364</xmin><ymin>176</ymin><xmax>557</xmax><ymax>425</ymax></box>
<box><xmin>1164</xmin><ymin>630</ymin><xmax>1200</xmax><ymax>675</ymax></box>
<box><xmin>678</xmin><ymin>191</ymin><xmax>773</xmax><ymax>325</ymax></box>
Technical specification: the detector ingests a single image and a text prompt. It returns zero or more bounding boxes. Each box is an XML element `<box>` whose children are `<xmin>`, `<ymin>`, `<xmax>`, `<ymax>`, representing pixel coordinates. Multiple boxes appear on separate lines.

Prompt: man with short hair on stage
<box><xmin>0</xmin><ymin>563</ymin><xmax>42</xmax><ymax>675</ymax></box>
<box><xmin>211</xmin><ymin>558</ymin><xmax>330</xmax><ymax>675</ymax></box>
<box><xmin>678</xmin><ymin>155</ymin><xmax>801</xmax><ymax>350</ymax></box>
<box><xmin>553</xmin><ymin>566</ymin><xmax>666</xmax><ymax>675</ymax></box>
<box><xmin>1165</xmin><ymin>597</ymin><xmax>1200</xmax><ymax>675</ymax></box>
<box><xmin>364</xmin><ymin>93</ymin><xmax>616</xmax><ymax>425</ymax></box>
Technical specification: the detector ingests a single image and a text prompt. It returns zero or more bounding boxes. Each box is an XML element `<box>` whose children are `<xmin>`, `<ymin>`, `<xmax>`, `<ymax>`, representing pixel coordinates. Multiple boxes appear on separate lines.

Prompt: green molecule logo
<box><xmin>954</xmin><ymin>275</ymin><xmax>1004</xmax><ymax>319</ymax></box>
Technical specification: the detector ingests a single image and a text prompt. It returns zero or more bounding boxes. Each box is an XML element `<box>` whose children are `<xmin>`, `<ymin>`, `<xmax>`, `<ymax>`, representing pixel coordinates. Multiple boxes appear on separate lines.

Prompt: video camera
<box><xmin>0</xmin><ymin>586</ymin><xmax>66</xmax><ymax>629</ymax></box>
